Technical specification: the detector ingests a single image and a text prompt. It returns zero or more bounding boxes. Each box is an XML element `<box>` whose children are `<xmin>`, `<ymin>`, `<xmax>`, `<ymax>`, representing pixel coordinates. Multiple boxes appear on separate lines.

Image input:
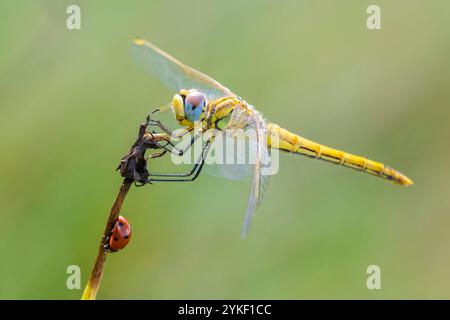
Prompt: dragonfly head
<box><xmin>172</xmin><ymin>89</ymin><xmax>207</xmax><ymax>124</ymax></box>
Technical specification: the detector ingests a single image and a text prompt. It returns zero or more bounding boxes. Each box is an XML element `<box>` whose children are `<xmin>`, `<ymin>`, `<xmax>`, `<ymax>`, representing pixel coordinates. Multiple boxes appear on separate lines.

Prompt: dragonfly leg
<box><xmin>167</xmin><ymin>131</ymin><xmax>202</xmax><ymax>156</ymax></box>
<box><xmin>147</xmin><ymin>139</ymin><xmax>212</xmax><ymax>182</ymax></box>
<box><xmin>148</xmin><ymin>150</ymin><xmax>167</xmax><ymax>159</ymax></box>
<box><xmin>147</xmin><ymin>128</ymin><xmax>203</xmax><ymax>158</ymax></box>
<box><xmin>146</xmin><ymin>109</ymin><xmax>191</xmax><ymax>136</ymax></box>
<box><xmin>146</xmin><ymin>116</ymin><xmax>173</xmax><ymax>136</ymax></box>
<box><xmin>148</xmin><ymin>132</ymin><xmax>211</xmax><ymax>177</ymax></box>
<box><xmin>146</xmin><ymin>111</ymin><xmax>199</xmax><ymax>156</ymax></box>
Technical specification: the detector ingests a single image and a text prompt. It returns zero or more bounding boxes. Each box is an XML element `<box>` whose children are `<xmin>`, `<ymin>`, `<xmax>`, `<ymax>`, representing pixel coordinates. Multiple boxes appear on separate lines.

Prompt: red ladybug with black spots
<box><xmin>106</xmin><ymin>215</ymin><xmax>132</xmax><ymax>252</ymax></box>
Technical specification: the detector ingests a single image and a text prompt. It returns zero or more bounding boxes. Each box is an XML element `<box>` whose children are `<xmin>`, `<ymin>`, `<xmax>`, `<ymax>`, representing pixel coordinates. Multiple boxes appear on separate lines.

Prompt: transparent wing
<box><xmin>203</xmin><ymin>129</ymin><xmax>254</xmax><ymax>181</ymax></box>
<box><xmin>225</xmin><ymin>106</ymin><xmax>272</xmax><ymax>237</ymax></box>
<box><xmin>132</xmin><ymin>39</ymin><xmax>234</xmax><ymax>100</ymax></box>
<box><xmin>257</xmin><ymin>139</ymin><xmax>272</xmax><ymax>210</ymax></box>
<box><xmin>241</xmin><ymin>124</ymin><xmax>272</xmax><ymax>237</ymax></box>
<box><xmin>168</xmin><ymin>105</ymin><xmax>272</xmax><ymax>236</ymax></box>
<box><xmin>204</xmin><ymin>163</ymin><xmax>253</xmax><ymax>181</ymax></box>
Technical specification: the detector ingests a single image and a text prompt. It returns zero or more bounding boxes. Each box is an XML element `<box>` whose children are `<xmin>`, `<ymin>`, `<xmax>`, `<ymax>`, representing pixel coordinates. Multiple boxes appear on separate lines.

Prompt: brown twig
<box><xmin>81</xmin><ymin>179</ymin><xmax>132</xmax><ymax>300</ymax></box>
<box><xmin>81</xmin><ymin>118</ymin><xmax>171</xmax><ymax>300</ymax></box>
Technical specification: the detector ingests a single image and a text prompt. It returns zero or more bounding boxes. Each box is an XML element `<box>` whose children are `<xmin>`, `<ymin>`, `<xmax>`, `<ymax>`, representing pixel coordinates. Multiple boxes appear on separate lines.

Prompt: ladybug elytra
<box><xmin>107</xmin><ymin>215</ymin><xmax>132</xmax><ymax>252</ymax></box>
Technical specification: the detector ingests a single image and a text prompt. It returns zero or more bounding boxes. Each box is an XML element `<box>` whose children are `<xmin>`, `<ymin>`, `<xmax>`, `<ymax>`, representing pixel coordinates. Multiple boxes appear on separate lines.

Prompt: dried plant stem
<box><xmin>81</xmin><ymin>116</ymin><xmax>171</xmax><ymax>300</ymax></box>
<box><xmin>81</xmin><ymin>179</ymin><xmax>132</xmax><ymax>300</ymax></box>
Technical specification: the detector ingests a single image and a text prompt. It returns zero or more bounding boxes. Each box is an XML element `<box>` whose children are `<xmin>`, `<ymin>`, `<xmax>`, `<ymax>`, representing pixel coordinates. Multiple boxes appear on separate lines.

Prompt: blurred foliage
<box><xmin>0</xmin><ymin>0</ymin><xmax>449</xmax><ymax>299</ymax></box>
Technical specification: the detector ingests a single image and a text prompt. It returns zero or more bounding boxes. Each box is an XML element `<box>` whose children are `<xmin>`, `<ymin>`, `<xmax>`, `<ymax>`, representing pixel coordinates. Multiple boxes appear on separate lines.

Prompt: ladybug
<box><xmin>106</xmin><ymin>215</ymin><xmax>132</xmax><ymax>252</ymax></box>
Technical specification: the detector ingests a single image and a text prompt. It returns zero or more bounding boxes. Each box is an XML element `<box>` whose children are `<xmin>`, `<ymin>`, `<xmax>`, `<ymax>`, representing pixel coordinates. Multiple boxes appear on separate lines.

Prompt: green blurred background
<box><xmin>1</xmin><ymin>0</ymin><xmax>449</xmax><ymax>299</ymax></box>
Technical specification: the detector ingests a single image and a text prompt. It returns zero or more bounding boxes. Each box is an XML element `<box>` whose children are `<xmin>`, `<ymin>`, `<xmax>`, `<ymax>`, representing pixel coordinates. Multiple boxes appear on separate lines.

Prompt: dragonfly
<box><xmin>131</xmin><ymin>38</ymin><xmax>413</xmax><ymax>236</ymax></box>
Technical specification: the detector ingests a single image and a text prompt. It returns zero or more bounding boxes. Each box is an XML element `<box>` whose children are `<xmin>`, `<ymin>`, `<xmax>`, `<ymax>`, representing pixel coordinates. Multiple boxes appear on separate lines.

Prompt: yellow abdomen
<box><xmin>266</xmin><ymin>123</ymin><xmax>413</xmax><ymax>186</ymax></box>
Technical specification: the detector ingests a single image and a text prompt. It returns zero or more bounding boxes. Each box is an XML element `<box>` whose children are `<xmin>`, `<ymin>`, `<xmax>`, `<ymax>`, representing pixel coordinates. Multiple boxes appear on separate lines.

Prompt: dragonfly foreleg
<box><xmin>146</xmin><ymin>111</ymin><xmax>198</xmax><ymax>157</ymax></box>
<box><xmin>146</xmin><ymin>139</ymin><xmax>212</xmax><ymax>182</ymax></box>
<box><xmin>149</xmin><ymin>150</ymin><xmax>167</xmax><ymax>159</ymax></box>
<box><xmin>146</xmin><ymin>115</ymin><xmax>173</xmax><ymax>136</ymax></box>
<box><xmin>167</xmin><ymin>131</ymin><xmax>202</xmax><ymax>156</ymax></box>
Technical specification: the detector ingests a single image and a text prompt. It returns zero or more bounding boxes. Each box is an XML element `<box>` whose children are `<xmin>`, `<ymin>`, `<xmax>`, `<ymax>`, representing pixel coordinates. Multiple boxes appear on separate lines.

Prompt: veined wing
<box><xmin>226</xmin><ymin>105</ymin><xmax>272</xmax><ymax>237</ymax></box>
<box><xmin>132</xmin><ymin>39</ymin><xmax>234</xmax><ymax>100</ymax></box>
<box><xmin>203</xmin><ymin>129</ymin><xmax>255</xmax><ymax>181</ymax></box>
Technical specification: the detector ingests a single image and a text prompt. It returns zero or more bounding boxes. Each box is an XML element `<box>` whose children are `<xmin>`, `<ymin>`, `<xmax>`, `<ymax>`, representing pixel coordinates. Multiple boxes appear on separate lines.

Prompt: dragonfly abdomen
<box><xmin>266</xmin><ymin>122</ymin><xmax>413</xmax><ymax>186</ymax></box>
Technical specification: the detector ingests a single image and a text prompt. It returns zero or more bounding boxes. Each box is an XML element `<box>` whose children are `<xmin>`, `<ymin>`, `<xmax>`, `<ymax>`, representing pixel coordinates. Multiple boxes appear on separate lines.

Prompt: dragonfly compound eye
<box><xmin>184</xmin><ymin>90</ymin><xmax>206</xmax><ymax>121</ymax></box>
